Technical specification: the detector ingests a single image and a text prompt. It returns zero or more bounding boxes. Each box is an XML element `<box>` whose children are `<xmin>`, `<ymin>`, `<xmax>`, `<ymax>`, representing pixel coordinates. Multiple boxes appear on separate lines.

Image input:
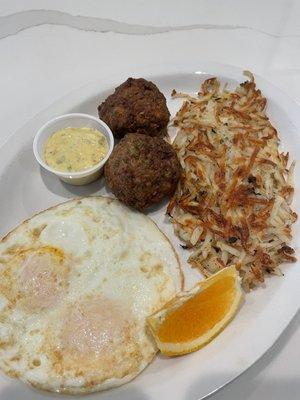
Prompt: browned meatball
<box><xmin>105</xmin><ymin>133</ymin><xmax>181</xmax><ymax>210</ymax></box>
<box><xmin>98</xmin><ymin>78</ymin><xmax>170</xmax><ymax>139</ymax></box>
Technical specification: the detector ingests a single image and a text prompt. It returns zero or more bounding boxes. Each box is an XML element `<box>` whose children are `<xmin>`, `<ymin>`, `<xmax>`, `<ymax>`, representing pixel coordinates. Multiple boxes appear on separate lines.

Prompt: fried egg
<box><xmin>0</xmin><ymin>197</ymin><xmax>182</xmax><ymax>394</ymax></box>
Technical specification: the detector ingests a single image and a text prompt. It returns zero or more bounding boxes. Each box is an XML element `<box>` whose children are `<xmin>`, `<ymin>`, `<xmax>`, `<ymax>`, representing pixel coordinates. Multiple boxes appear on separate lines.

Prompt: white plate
<box><xmin>0</xmin><ymin>61</ymin><xmax>299</xmax><ymax>400</ymax></box>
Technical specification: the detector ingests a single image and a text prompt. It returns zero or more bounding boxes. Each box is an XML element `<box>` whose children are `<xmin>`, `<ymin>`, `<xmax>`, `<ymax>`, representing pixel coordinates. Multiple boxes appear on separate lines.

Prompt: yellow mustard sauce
<box><xmin>44</xmin><ymin>127</ymin><xmax>108</xmax><ymax>172</ymax></box>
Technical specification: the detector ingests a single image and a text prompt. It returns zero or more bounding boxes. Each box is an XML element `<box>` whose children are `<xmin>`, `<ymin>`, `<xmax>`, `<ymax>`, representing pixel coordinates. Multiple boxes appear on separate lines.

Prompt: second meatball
<box><xmin>104</xmin><ymin>133</ymin><xmax>181</xmax><ymax>210</ymax></box>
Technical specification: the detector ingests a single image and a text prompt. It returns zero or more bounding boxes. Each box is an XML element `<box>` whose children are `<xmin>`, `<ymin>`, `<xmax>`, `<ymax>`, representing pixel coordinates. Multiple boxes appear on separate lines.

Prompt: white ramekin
<box><xmin>33</xmin><ymin>113</ymin><xmax>114</xmax><ymax>185</ymax></box>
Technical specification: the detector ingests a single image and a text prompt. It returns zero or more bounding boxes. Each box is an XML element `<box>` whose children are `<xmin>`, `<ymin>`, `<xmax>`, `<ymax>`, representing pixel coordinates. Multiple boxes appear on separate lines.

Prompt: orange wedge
<box><xmin>147</xmin><ymin>266</ymin><xmax>243</xmax><ymax>356</ymax></box>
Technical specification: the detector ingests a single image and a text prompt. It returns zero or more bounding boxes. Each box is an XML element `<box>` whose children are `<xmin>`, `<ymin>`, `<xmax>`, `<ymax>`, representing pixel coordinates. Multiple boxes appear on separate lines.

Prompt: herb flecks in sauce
<box><xmin>44</xmin><ymin>127</ymin><xmax>108</xmax><ymax>172</ymax></box>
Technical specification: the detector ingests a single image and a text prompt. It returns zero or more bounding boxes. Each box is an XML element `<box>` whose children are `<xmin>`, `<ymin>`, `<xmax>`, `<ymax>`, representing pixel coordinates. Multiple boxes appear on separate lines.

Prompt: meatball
<box><xmin>105</xmin><ymin>133</ymin><xmax>181</xmax><ymax>210</ymax></box>
<box><xmin>98</xmin><ymin>78</ymin><xmax>170</xmax><ymax>139</ymax></box>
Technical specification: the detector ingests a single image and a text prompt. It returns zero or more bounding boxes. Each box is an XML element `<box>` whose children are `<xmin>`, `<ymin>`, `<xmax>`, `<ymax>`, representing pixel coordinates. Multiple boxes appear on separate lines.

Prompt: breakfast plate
<box><xmin>0</xmin><ymin>61</ymin><xmax>299</xmax><ymax>400</ymax></box>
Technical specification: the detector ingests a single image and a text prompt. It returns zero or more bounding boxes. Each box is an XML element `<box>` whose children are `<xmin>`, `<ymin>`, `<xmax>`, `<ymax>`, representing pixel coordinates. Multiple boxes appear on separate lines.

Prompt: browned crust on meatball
<box><xmin>104</xmin><ymin>133</ymin><xmax>181</xmax><ymax>210</ymax></box>
<box><xmin>98</xmin><ymin>78</ymin><xmax>170</xmax><ymax>139</ymax></box>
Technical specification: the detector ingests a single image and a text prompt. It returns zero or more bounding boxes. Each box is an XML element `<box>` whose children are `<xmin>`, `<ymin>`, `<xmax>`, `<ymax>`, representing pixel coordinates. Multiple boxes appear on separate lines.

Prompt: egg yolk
<box><xmin>52</xmin><ymin>296</ymin><xmax>142</xmax><ymax>381</ymax></box>
<box><xmin>19</xmin><ymin>248</ymin><xmax>69</xmax><ymax>311</ymax></box>
<box><xmin>61</xmin><ymin>296</ymin><xmax>132</xmax><ymax>358</ymax></box>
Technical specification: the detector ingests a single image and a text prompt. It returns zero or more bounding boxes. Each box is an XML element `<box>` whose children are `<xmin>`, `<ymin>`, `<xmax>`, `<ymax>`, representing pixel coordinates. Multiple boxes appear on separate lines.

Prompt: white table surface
<box><xmin>0</xmin><ymin>1</ymin><xmax>299</xmax><ymax>399</ymax></box>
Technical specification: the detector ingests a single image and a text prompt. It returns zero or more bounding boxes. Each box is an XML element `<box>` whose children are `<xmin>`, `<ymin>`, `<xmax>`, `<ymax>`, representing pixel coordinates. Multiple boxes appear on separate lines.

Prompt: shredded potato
<box><xmin>169</xmin><ymin>72</ymin><xmax>297</xmax><ymax>291</ymax></box>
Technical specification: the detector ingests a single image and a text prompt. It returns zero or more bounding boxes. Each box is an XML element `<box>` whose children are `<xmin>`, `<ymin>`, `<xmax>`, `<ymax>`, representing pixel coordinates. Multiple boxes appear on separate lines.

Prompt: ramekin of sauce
<box><xmin>33</xmin><ymin>114</ymin><xmax>114</xmax><ymax>185</ymax></box>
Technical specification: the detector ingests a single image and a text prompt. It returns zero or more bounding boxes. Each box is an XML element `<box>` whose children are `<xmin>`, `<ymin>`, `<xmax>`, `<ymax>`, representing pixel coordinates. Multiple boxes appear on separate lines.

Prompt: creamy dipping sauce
<box><xmin>44</xmin><ymin>127</ymin><xmax>108</xmax><ymax>172</ymax></box>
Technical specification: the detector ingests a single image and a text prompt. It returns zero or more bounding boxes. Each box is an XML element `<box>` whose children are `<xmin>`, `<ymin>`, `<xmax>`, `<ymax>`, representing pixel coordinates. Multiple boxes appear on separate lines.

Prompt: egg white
<box><xmin>0</xmin><ymin>197</ymin><xmax>182</xmax><ymax>394</ymax></box>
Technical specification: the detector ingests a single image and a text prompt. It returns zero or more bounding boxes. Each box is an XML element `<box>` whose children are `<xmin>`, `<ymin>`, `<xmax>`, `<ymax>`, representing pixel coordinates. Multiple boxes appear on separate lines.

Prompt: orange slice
<box><xmin>147</xmin><ymin>266</ymin><xmax>243</xmax><ymax>356</ymax></box>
